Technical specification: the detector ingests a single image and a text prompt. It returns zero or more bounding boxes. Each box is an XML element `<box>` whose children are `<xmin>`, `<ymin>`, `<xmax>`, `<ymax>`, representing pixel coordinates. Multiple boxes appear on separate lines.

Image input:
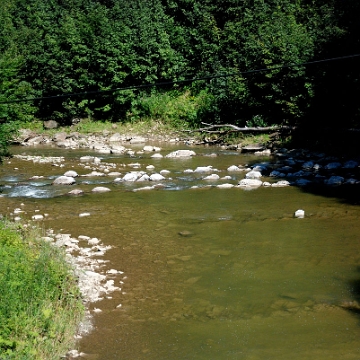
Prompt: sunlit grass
<box><xmin>0</xmin><ymin>220</ymin><xmax>84</xmax><ymax>359</ymax></box>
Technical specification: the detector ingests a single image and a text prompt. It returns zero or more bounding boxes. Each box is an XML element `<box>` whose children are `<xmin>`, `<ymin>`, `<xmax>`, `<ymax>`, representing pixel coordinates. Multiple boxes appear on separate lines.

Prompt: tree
<box><xmin>0</xmin><ymin>51</ymin><xmax>35</xmax><ymax>161</ymax></box>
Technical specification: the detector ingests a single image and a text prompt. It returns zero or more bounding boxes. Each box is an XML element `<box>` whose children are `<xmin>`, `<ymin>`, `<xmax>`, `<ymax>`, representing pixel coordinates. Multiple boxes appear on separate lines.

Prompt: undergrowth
<box><xmin>0</xmin><ymin>220</ymin><xmax>84</xmax><ymax>359</ymax></box>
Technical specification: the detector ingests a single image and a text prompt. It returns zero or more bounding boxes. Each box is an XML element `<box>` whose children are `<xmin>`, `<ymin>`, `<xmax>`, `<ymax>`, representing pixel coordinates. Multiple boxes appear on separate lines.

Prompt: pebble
<box><xmin>203</xmin><ymin>174</ymin><xmax>220</xmax><ymax>180</ymax></box>
<box><xmin>294</xmin><ymin>209</ymin><xmax>305</xmax><ymax>218</ymax></box>
<box><xmin>217</xmin><ymin>183</ymin><xmax>234</xmax><ymax>189</ymax></box>
<box><xmin>92</xmin><ymin>186</ymin><xmax>111</xmax><ymax>193</ymax></box>
<box><xmin>32</xmin><ymin>214</ymin><xmax>44</xmax><ymax>220</ymax></box>
<box><xmin>79</xmin><ymin>213</ymin><xmax>91</xmax><ymax>217</ymax></box>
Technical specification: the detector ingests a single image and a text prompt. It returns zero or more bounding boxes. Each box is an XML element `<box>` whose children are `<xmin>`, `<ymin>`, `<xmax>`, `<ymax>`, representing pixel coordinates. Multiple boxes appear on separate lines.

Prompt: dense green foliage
<box><xmin>0</xmin><ymin>0</ymin><xmax>359</xmax><ymax>131</ymax></box>
<box><xmin>0</xmin><ymin>51</ymin><xmax>36</xmax><ymax>161</ymax></box>
<box><xmin>0</xmin><ymin>220</ymin><xmax>83</xmax><ymax>359</ymax></box>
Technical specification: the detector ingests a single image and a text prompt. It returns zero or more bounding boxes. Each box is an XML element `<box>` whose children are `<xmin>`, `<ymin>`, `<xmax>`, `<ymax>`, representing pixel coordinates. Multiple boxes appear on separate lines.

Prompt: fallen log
<box><xmin>182</xmin><ymin>122</ymin><xmax>296</xmax><ymax>134</ymax></box>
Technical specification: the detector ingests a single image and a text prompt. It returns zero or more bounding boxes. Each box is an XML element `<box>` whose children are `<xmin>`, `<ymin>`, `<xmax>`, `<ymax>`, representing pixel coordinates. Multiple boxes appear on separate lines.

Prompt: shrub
<box><xmin>0</xmin><ymin>221</ymin><xmax>83</xmax><ymax>359</ymax></box>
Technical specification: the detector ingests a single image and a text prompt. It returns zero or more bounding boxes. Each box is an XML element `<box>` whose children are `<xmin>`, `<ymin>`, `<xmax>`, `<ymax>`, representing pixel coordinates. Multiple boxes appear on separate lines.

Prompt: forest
<box><xmin>0</xmin><ymin>0</ymin><xmax>359</xmax><ymax>138</ymax></box>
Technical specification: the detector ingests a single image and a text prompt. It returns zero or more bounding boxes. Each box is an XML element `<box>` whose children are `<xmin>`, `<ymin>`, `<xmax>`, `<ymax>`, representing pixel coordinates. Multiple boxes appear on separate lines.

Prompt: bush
<box><xmin>127</xmin><ymin>88</ymin><xmax>211</xmax><ymax>128</ymax></box>
<box><xmin>0</xmin><ymin>221</ymin><xmax>83</xmax><ymax>359</ymax></box>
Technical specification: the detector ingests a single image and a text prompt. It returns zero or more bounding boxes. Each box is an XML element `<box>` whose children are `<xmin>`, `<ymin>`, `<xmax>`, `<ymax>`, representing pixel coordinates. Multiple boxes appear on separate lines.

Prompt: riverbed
<box><xmin>1</xmin><ymin>143</ymin><xmax>359</xmax><ymax>359</ymax></box>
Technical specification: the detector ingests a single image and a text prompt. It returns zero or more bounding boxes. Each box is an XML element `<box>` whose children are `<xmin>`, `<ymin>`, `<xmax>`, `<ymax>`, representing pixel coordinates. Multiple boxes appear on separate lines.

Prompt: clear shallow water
<box><xmin>1</xmin><ymin>145</ymin><xmax>360</xmax><ymax>359</ymax></box>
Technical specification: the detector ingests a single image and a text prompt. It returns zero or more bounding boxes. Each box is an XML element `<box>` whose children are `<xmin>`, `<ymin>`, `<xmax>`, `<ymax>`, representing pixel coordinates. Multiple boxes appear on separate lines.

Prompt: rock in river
<box><xmin>324</xmin><ymin>176</ymin><xmax>344</xmax><ymax>185</ymax></box>
<box><xmin>203</xmin><ymin>174</ymin><xmax>220</xmax><ymax>180</ymax></box>
<box><xmin>92</xmin><ymin>186</ymin><xmax>111</xmax><ymax>193</ymax></box>
<box><xmin>237</xmin><ymin>179</ymin><xmax>263</xmax><ymax>188</ymax></box>
<box><xmin>68</xmin><ymin>189</ymin><xmax>84</xmax><ymax>195</ymax></box>
<box><xmin>165</xmin><ymin>150</ymin><xmax>196</xmax><ymax>158</ymax></box>
<box><xmin>245</xmin><ymin>170</ymin><xmax>262</xmax><ymax>179</ymax></box>
<box><xmin>64</xmin><ymin>170</ymin><xmax>78</xmax><ymax>177</ymax></box>
<box><xmin>150</xmin><ymin>173</ymin><xmax>166</xmax><ymax>181</ymax></box>
<box><xmin>52</xmin><ymin>176</ymin><xmax>76</xmax><ymax>185</ymax></box>
<box><xmin>294</xmin><ymin>209</ymin><xmax>305</xmax><ymax>218</ymax></box>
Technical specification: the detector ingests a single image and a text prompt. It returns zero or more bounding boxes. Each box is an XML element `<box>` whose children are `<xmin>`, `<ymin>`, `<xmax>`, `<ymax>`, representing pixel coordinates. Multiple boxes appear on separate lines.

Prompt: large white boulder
<box><xmin>150</xmin><ymin>173</ymin><xmax>165</xmax><ymax>181</ymax></box>
<box><xmin>294</xmin><ymin>209</ymin><xmax>305</xmax><ymax>218</ymax></box>
<box><xmin>194</xmin><ymin>166</ymin><xmax>214</xmax><ymax>173</ymax></box>
<box><xmin>143</xmin><ymin>145</ymin><xmax>161</xmax><ymax>152</ymax></box>
<box><xmin>245</xmin><ymin>170</ymin><xmax>262</xmax><ymax>179</ymax></box>
<box><xmin>52</xmin><ymin>176</ymin><xmax>76</xmax><ymax>185</ymax></box>
<box><xmin>123</xmin><ymin>172</ymin><xmax>142</xmax><ymax>182</ymax></box>
<box><xmin>203</xmin><ymin>174</ymin><xmax>220</xmax><ymax>180</ymax></box>
<box><xmin>64</xmin><ymin>170</ymin><xmax>78</xmax><ymax>177</ymax></box>
<box><xmin>272</xmin><ymin>180</ymin><xmax>291</xmax><ymax>187</ymax></box>
<box><xmin>237</xmin><ymin>179</ymin><xmax>263</xmax><ymax>188</ymax></box>
<box><xmin>165</xmin><ymin>150</ymin><xmax>196</xmax><ymax>158</ymax></box>
<box><xmin>227</xmin><ymin>165</ymin><xmax>244</xmax><ymax>172</ymax></box>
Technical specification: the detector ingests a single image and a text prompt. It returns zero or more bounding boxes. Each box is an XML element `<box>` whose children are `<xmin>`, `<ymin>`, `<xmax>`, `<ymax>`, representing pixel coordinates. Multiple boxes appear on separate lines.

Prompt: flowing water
<box><xmin>1</xmin><ymin>144</ymin><xmax>360</xmax><ymax>359</ymax></box>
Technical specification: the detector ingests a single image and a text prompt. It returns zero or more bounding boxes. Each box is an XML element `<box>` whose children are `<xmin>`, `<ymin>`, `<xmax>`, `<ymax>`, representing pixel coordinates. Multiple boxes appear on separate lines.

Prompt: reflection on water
<box><xmin>0</xmin><ymin>145</ymin><xmax>360</xmax><ymax>359</ymax></box>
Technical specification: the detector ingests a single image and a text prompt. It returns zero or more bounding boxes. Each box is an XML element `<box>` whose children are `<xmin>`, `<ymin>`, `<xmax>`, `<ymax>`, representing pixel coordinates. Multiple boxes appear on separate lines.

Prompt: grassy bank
<box><xmin>0</xmin><ymin>220</ymin><xmax>84</xmax><ymax>359</ymax></box>
<box><xmin>20</xmin><ymin>117</ymin><xmax>279</xmax><ymax>149</ymax></box>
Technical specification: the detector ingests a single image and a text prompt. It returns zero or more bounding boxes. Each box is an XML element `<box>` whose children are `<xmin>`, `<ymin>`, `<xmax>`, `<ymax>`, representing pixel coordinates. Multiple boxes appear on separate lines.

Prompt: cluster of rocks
<box><xmin>49</xmin><ymin>231</ymin><xmax>124</xmax><ymax>358</ymax></box>
<box><xmin>16</xmin><ymin>128</ymin><xmax>175</xmax><ymax>153</ymax></box>
<box><xmin>13</xmin><ymin>146</ymin><xmax>358</xmax><ymax>196</ymax></box>
<box><xmin>15</xmin><ymin>128</ymin><xmax>271</xmax><ymax>155</ymax></box>
<box><xmin>10</xmin><ymin>207</ymin><xmax>124</xmax><ymax>307</ymax></box>
<box><xmin>267</xmin><ymin>148</ymin><xmax>360</xmax><ymax>187</ymax></box>
<box><xmin>221</xmin><ymin>149</ymin><xmax>359</xmax><ymax>189</ymax></box>
<box><xmin>14</xmin><ymin>154</ymin><xmax>65</xmax><ymax>164</ymax></box>
<box><xmin>9</xmin><ymin>204</ymin><xmax>125</xmax><ymax>333</ymax></box>
<box><xmin>7</xmin><ymin>203</ymin><xmax>127</xmax><ymax>359</ymax></box>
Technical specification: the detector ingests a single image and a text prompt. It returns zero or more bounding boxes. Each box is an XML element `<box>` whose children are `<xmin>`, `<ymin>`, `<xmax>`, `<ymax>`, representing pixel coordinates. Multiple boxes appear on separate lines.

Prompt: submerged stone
<box><xmin>217</xmin><ymin>183</ymin><xmax>235</xmax><ymax>189</ymax></box>
<box><xmin>68</xmin><ymin>189</ymin><xmax>84</xmax><ymax>195</ymax></box>
<box><xmin>92</xmin><ymin>186</ymin><xmax>111</xmax><ymax>193</ymax></box>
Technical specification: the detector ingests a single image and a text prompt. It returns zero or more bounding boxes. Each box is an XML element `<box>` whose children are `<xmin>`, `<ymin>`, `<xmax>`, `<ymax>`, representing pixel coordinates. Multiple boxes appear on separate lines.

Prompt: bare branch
<box><xmin>182</xmin><ymin>123</ymin><xmax>296</xmax><ymax>134</ymax></box>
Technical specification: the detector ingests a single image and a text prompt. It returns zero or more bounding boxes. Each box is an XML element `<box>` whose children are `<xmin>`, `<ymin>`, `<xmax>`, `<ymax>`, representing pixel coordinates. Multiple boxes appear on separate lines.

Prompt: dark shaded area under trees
<box><xmin>0</xmin><ymin>0</ymin><xmax>359</xmax><ymax>149</ymax></box>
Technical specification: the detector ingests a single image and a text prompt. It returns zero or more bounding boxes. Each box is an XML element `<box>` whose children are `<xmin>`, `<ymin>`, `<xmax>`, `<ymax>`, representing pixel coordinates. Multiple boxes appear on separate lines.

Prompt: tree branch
<box><xmin>182</xmin><ymin>122</ymin><xmax>296</xmax><ymax>134</ymax></box>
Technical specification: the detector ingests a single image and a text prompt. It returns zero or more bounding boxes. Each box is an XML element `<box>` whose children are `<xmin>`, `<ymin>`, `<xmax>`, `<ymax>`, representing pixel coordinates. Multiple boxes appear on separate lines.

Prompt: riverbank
<box><xmin>0</xmin><ymin>220</ymin><xmax>83</xmax><ymax>359</ymax></box>
<box><xmin>14</xmin><ymin>118</ymin><xmax>274</xmax><ymax>151</ymax></box>
<box><xmin>13</xmin><ymin>120</ymin><xmax>360</xmax><ymax>193</ymax></box>
<box><xmin>0</xmin><ymin>215</ymin><xmax>127</xmax><ymax>359</ymax></box>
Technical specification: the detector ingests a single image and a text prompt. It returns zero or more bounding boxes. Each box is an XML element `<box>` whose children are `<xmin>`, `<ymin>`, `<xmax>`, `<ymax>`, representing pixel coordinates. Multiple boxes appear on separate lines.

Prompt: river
<box><xmin>0</xmin><ymin>143</ymin><xmax>359</xmax><ymax>359</ymax></box>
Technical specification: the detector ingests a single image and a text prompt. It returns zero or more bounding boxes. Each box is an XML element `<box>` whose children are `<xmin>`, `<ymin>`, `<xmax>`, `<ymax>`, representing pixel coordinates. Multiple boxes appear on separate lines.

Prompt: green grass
<box><xmin>0</xmin><ymin>220</ymin><xmax>84</xmax><ymax>360</ymax></box>
<box><xmin>126</xmin><ymin>89</ymin><xmax>209</xmax><ymax>129</ymax></box>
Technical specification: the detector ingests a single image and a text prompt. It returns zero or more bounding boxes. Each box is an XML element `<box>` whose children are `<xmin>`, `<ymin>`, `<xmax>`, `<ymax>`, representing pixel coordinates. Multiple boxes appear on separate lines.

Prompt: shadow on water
<box><xmin>342</xmin><ymin>268</ymin><xmax>360</xmax><ymax>321</ymax></box>
<box><xmin>297</xmin><ymin>183</ymin><xmax>360</xmax><ymax>206</ymax></box>
<box><xmin>285</xmin><ymin>127</ymin><xmax>360</xmax><ymax>205</ymax></box>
